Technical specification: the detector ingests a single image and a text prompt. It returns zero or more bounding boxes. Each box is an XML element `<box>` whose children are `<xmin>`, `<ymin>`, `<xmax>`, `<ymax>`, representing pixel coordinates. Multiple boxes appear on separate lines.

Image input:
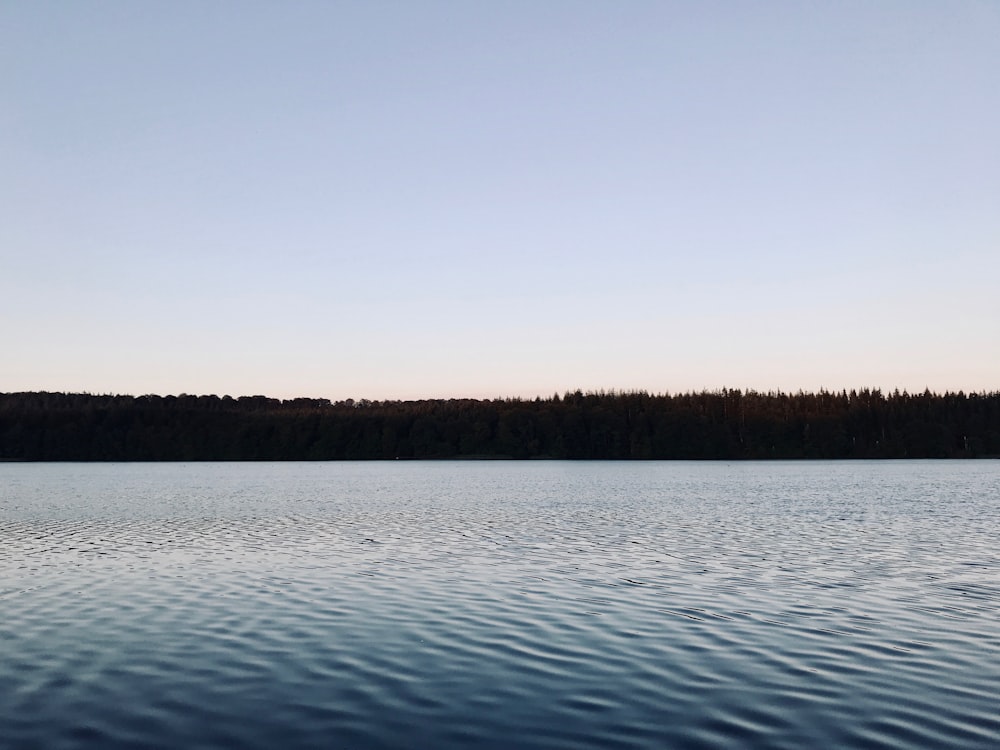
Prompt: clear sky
<box><xmin>2</xmin><ymin>2</ymin><xmax>998</xmax><ymax>400</ymax></box>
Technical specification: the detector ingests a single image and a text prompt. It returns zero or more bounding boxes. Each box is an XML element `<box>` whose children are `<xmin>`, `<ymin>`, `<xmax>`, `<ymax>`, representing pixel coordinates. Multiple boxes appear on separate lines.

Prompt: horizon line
<box><xmin>5</xmin><ymin>386</ymin><xmax>999</xmax><ymax>403</ymax></box>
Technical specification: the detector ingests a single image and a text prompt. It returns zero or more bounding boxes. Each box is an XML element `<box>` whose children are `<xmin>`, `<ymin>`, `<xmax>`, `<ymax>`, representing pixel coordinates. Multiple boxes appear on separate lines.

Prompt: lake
<box><xmin>2</xmin><ymin>461</ymin><xmax>998</xmax><ymax>749</ymax></box>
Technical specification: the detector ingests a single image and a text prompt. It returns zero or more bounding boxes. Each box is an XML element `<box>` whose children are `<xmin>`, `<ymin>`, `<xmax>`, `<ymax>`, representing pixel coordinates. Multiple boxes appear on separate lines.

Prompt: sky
<box><xmin>2</xmin><ymin>1</ymin><xmax>998</xmax><ymax>400</ymax></box>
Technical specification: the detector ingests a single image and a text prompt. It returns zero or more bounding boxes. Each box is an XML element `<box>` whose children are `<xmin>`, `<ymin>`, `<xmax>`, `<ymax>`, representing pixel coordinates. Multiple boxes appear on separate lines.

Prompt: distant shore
<box><xmin>3</xmin><ymin>389</ymin><xmax>998</xmax><ymax>461</ymax></box>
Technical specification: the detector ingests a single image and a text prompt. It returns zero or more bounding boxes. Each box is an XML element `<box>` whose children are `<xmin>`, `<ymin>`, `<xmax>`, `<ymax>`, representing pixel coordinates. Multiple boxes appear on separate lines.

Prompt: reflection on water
<box><xmin>2</xmin><ymin>461</ymin><xmax>999</xmax><ymax>749</ymax></box>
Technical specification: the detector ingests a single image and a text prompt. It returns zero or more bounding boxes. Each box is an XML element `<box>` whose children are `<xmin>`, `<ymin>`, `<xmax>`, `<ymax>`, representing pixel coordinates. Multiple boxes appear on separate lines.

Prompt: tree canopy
<box><xmin>1</xmin><ymin>388</ymin><xmax>998</xmax><ymax>461</ymax></box>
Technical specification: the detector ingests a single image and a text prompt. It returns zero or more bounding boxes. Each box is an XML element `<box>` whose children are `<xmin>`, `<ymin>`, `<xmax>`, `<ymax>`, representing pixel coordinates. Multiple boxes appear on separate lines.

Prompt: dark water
<box><xmin>2</xmin><ymin>461</ymin><xmax>998</xmax><ymax>749</ymax></box>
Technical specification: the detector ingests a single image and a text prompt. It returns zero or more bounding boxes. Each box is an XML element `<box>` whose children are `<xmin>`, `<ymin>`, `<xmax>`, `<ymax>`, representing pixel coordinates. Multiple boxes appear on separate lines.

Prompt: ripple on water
<box><xmin>1</xmin><ymin>461</ymin><xmax>999</xmax><ymax>749</ymax></box>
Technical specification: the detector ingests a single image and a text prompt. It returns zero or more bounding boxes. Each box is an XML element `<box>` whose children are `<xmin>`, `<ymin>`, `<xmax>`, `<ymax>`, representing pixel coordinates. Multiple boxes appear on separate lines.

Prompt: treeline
<box><xmin>1</xmin><ymin>389</ymin><xmax>999</xmax><ymax>461</ymax></box>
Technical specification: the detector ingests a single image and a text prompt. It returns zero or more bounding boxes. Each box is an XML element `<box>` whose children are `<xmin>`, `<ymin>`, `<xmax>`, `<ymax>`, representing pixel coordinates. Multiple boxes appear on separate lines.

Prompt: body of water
<box><xmin>2</xmin><ymin>461</ymin><xmax>998</xmax><ymax>749</ymax></box>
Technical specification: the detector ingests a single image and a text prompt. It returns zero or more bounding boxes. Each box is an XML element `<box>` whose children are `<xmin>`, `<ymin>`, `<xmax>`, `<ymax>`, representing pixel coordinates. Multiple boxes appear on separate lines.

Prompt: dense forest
<box><xmin>2</xmin><ymin>389</ymin><xmax>999</xmax><ymax>461</ymax></box>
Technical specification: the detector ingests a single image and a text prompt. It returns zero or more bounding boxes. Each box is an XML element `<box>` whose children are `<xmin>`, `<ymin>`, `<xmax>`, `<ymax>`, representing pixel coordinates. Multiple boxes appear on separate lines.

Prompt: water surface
<box><xmin>2</xmin><ymin>461</ymin><xmax>998</xmax><ymax>748</ymax></box>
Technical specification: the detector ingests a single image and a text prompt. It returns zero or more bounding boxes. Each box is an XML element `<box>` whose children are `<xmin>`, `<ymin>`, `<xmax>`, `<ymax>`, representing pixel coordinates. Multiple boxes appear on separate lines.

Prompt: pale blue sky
<box><xmin>2</xmin><ymin>1</ymin><xmax>998</xmax><ymax>399</ymax></box>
